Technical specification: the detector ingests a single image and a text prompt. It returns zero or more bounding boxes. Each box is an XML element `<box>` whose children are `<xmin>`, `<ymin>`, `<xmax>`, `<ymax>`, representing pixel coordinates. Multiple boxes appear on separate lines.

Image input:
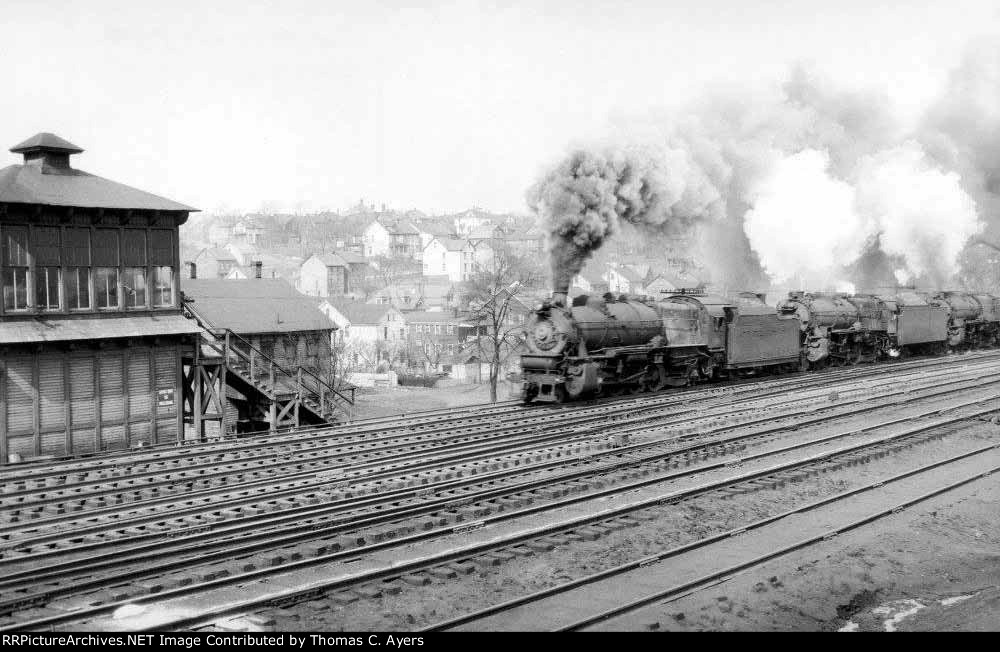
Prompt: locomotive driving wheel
<box><xmin>640</xmin><ymin>364</ymin><xmax>668</xmax><ymax>392</ymax></box>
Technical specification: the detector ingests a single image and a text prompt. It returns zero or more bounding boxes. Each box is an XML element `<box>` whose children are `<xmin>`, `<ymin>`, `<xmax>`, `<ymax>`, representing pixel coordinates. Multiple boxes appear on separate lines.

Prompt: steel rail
<box><xmin>424</xmin><ymin>444</ymin><xmax>1000</xmax><ymax>631</ymax></box>
<box><xmin>7</xmin><ymin>376</ymin><xmax>994</xmax><ymax>594</ymax></box>
<box><xmin>6</xmin><ymin>349</ymin><xmax>995</xmax><ymax>481</ymax></box>
<box><xmin>5</xmin><ymin>364</ymin><xmax>994</xmax><ymax>557</ymax></box>
<box><xmin>2</xmin><ymin>399</ymin><xmax>994</xmax><ymax>631</ymax></box>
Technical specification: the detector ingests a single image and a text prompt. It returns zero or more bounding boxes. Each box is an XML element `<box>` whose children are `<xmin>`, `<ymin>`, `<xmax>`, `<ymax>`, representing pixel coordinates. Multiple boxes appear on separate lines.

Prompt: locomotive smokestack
<box><xmin>552</xmin><ymin>285</ymin><xmax>569</xmax><ymax>307</ymax></box>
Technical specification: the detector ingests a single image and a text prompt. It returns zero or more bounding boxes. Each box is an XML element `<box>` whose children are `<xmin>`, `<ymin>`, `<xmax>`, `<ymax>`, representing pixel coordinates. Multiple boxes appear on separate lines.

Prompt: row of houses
<box><xmin>199</xmin><ymin>207</ymin><xmax>544</xmax><ymax>260</ymax></box>
<box><xmin>573</xmin><ymin>262</ymin><xmax>707</xmax><ymax>297</ymax></box>
<box><xmin>318</xmin><ymin>295</ymin><xmax>530</xmax><ymax>375</ymax></box>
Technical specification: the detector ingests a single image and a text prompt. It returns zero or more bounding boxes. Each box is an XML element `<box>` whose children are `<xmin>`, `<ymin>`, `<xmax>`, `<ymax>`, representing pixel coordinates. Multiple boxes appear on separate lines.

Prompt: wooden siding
<box><xmin>1</xmin><ymin>340</ymin><xmax>186</xmax><ymax>463</ymax></box>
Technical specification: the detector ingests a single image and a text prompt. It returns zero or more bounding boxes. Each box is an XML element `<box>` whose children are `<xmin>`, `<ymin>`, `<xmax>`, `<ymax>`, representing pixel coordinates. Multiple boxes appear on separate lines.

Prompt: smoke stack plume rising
<box><xmin>528</xmin><ymin>146</ymin><xmax>720</xmax><ymax>292</ymax></box>
<box><xmin>528</xmin><ymin>43</ymin><xmax>999</xmax><ymax>293</ymax></box>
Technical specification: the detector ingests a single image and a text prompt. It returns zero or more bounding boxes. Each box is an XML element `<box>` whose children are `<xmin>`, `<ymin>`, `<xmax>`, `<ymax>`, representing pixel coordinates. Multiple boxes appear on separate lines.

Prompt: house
<box><xmin>182</xmin><ymin>279</ymin><xmax>336</xmax><ymax>373</ymax></box>
<box><xmin>451</xmin><ymin>208</ymin><xmax>495</xmax><ymax>238</ymax></box>
<box><xmin>191</xmin><ymin>247</ymin><xmax>239</xmax><ymax>279</ymax></box>
<box><xmin>362</xmin><ymin>217</ymin><xmax>422</xmax><ymax>259</ymax></box>
<box><xmin>412</xmin><ymin>218</ymin><xmax>454</xmax><ymax>250</ymax></box>
<box><xmin>470</xmin><ymin>240</ymin><xmax>495</xmax><ymax>273</ymax></box>
<box><xmin>207</xmin><ymin>216</ymin><xmax>238</xmax><ymax>246</ymax></box>
<box><xmin>230</xmin><ymin>216</ymin><xmax>265</xmax><ymax>245</ymax></box>
<box><xmin>502</xmin><ymin>225</ymin><xmax>545</xmax><ymax>257</ymax></box>
<box><xmin>644</xmin><ymin>270</ymin><xmax>705</xmax><ymax>297</ymax></box>
<box><xmin>299</xmin><ymin>252</ymin><xmax>365</xmax><ymax>298</ymax></box>
<box><xmin>225</xmin><ymin>241</ymin><xmax>261</xmax><ymax>267</ymax></box>
<box><xmin>422</xmin><ymin>237</ymin><xmax>468</xmax><ymax>282</ymax></box>
<box><xmin>405</xmin><ymin>310</ymin><xmax>470</xmax><ymax>372</ymax></box>
<box><xmin>321</xmin><ymin>300</ymin><xmax>407</xmax><ymax>347</ymax></box>
<box><xmin>607</xmin><ymin>264</ymin><xmax>646</xmax><ymax>295</ymax></box>
<box><xmin>0</xmin><ymin>132</ymin><xmax>201</xmax><ymax>462</ymax></box>
<box><xmin>182</xmin><ymin>278</ymin><xmax>338</xmax><ymax>433</ymax></box>
<box><xmin>571</xmin><ymin>266</ymin><xmax>608</xmax><ymax>295</ymax></box>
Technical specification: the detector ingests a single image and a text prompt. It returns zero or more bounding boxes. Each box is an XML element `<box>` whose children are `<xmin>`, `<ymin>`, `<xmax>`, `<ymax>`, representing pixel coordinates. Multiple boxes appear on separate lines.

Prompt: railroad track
<box><xmin>3</xmin><ymin>355</ymin><xmax>994</xmax><ymax>560</ymax></box>
<box><xmin>6</xmin><ymin>350</ymin><xmax>995</xmax><ymax>517</ymax></box>
<box><xmin>429</xmin><ymin>445</ymin><xmax>1000</xmax><ymax>631</ymax></box>
<box><xmin>6</xmin><ymin>350</ymin><xmax>994</xmax><ymax>488</ymax></box>
<box><xmin>2</xmin><ymin>354</ymin><xmax>996</xmax><ymax>631</ymax></box>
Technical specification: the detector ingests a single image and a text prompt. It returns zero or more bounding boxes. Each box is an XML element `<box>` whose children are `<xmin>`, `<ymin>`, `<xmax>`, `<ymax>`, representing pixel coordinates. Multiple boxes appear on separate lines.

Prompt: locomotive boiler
<box><xmin>778</xmin><ymin>292</ymin><xmax>863</xmax><ymax>365</ymax></box>
<box><xmin>518</xmin><ymin>281</ymin><xmax>999</xmax><ymax>405</ymax></box>
<box><xmin>521</xmin><ymin>289</ymin><xmax>703</xmax><ymax>402</ymax></box>
<box><xmin>930</xmin><ymin>291</ymin><xmax>1000</xmax><ymax>348</ymax></box>
<box><xmin>520</xmin><ymin>288</ymin><xmax>800</xmax><ymax>403</ymax></box>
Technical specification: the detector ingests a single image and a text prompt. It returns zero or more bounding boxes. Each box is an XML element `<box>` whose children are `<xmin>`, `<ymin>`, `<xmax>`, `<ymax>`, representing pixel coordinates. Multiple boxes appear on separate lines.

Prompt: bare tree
<box><xmin>463</xmin><ymin>244</ymin><xmax>536</xmax><ymax>402</ymax></box>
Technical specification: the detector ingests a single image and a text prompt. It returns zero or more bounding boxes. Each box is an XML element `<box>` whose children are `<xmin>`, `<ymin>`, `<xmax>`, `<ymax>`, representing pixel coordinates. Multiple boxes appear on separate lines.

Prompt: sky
<box><xmin>2</xmin><ymin>0</ymin><xmax>998</xmax><ymax>215</ymax></box>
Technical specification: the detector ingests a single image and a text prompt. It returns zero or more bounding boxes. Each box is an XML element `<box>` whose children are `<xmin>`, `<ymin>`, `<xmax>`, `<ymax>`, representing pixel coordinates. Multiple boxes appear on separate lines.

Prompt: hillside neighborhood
<box><xmin>179</xmin><ymin>203</ymin><xmax>705</xmax><ymax>405</ymax></box>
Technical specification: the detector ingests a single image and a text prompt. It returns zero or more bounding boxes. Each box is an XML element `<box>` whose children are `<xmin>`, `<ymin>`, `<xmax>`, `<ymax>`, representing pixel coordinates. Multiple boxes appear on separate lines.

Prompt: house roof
<box><xmin>327</xmin><ymin>299</ymin><xmax>396</xmax><ymax>325</ymax></box>
<box><xmin>0</xmin><ymin>134</ymin><xmax>196</xmax><ymax>212</ymax></box>
<box><xmin>313</xmin><ymin>252</ymin><xmax>348</xmax><ymax>267</ymax></box>
<box><xmin>182</xmin><ymin>279</ymin><xmax>336</xmax><ymax>334</ymax></box>
<box><xmin>373</xmin><ymin>217</ymin><xmax>420</xmax><ymax>235</ymax></box>
<box><xmin>575</xmin><ymin>267</ymin><xmax>605</xmax><ymax>285</ymax></box>
<box><xmin>196</xmin><ymin>247</ymin><xmax>238</xmax><ymax>262</ymax></box>
<box><xmin>414</xmin><ymin>220</ymin><xmax>454</xmax><ymax>237</ymax></box>
<box><xmin>432</xmin><ymin>237</ymin><xmax>468</xmax><ymax>252</ymax></box>
<box><xmin>312</xmin><ymin>250</ymin><xmax>367</xmax><ymax>267</ymax></box>
<box><xmin>335</xmin><ymin>250</ymin><xmax>367</xmax><ymax>264</ymax></box>
<box><xmin>467</xmin><ymin>224</ymin><xmax>500</xmax><ymax>240</ymax></box>
<box><xmin>405</xmin><ymin>311</ymin><xmax>465</xmax><ymax>324</ymax></box>
<box><xmin>0</xmin><ymin>314</ymin><xmax>203</xmax><ymax>344</ymax></box>
<box><xmin>614</xmin><ymin>266</ymin><xmax>646</xmax><ymax>284</ymax></box>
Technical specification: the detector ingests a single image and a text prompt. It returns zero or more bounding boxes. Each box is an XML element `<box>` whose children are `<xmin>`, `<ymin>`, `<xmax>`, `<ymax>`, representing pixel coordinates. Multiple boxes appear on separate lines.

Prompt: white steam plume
<box><xmin>744</xmin><ymin>149</ymin><xmax>871</xmax><ymax>287</ymax></box>
<box><xmin>855</xmin><ymin>143</ymin><xmax>981</xmax><ymax>287</ymax></box>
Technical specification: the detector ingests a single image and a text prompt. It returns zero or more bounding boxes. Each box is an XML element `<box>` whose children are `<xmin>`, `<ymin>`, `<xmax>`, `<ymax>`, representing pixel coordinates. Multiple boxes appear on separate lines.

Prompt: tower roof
<box><xmin>10</xmin><ymin>132</ymin><xmax>84</xmax><ymax>155</ymax></box>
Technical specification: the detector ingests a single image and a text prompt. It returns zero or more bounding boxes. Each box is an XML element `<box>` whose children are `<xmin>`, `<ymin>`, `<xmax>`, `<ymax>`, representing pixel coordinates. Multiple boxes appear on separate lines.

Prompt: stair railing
<box><xmin>182</xmin><ymin>300</ymin><xmax>355</xmax><ymax>420</ymax></box>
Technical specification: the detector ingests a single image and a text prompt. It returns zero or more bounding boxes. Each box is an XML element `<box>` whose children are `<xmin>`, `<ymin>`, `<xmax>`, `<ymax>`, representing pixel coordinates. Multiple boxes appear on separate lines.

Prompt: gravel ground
<box><xmin>267</xmin><ymin>418</ymin><xmax>998</xmax><ymax>631</ymax></box>
<box><xmin>351</xmin><ymin>382</ymin><xmax>515</xmax><ymax>419</ymax></box>
<box><xmin>616</xmin><ymin>471</ymin><xmax>999</xmax><ymax>632</ymax></box>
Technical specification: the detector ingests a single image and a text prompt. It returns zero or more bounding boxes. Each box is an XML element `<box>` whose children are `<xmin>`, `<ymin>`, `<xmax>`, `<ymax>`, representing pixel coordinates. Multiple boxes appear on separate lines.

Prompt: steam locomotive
<box><xmin>519</xmin><ymin>287</ymin><xmax>1000</xmax><ymax>403</ymax></box>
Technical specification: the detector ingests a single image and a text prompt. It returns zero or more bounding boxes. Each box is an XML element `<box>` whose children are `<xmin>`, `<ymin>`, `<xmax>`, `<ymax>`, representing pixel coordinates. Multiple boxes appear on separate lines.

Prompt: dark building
<box><xmin>181</xmin><ymin>278</ymin><xmax>345</xmax><ymax>433</ymax></box>
<box><xmin>0</xmin><ymin>133</ymin><xmax>200</xmax><ymax>463</ymax></box>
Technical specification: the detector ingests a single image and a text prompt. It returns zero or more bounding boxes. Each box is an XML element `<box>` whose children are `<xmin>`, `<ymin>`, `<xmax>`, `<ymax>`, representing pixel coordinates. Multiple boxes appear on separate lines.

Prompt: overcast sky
<box><xmin>2</xmin><ymin>0</ymin><xmax>998</xmax><ymax>214</ymax></box>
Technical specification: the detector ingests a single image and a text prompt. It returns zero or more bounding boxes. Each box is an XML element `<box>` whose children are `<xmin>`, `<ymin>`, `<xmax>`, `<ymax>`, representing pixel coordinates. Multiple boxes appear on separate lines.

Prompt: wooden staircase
<box><xmin>182</xmin><ymin>310</ymin><xmax>355</xmax><ymax>436</ymax></box>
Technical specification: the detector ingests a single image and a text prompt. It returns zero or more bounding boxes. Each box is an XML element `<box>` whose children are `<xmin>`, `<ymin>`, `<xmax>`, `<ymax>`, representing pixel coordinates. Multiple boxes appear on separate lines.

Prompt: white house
<box><xmin>362</xmin><ymin>220</ymin><xmax>392</xmax><ymax>258</ymax></box>
<box><xmin>413</xmin><ymin>218</ymin><xmax>454</xmax><ymax>250</ymax></box>
<box><xmin>320</xmin><ymin>299</ymin><xmax>407</xmax><ymax>346</ymax></box>
<box><xmin>606</xmin><ymin>264</ymin><xmax>646</xmax><ymax>295</ymax></box>
<box><xmin>452</xmin><ymin>209</ymin><xmax>494</xmax><ymax>238</ymax></box>
<box><xmin>423</xmin><ymin>237</ymin><xmax>468</xmax><ymax>282</ymax></box>
<box><xmin>226</xmin><ymin>241</ymin><xmax>261</xmax><ymax>267</ymax></box>
<box><xmin>362</xmin><ymin>218</ymin><xmax>422</xmax><ymax>259</ymax></box>
<box><xmin>470</xmin><ymin>240</ymin><xmax>494</xmax><ymax>272</ymax></box>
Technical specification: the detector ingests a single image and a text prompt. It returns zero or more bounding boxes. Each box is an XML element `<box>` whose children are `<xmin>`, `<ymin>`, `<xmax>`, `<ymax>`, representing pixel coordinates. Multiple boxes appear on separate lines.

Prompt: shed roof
<box><xmin>327</xmin><ymin>299</ymin><xmax>396</xmax><ymax>325</ymax></box>
<box><xmin>183</xmin><ymin>279</ymin><xmax>336</xmax><ymax>334</ymax></box>
<box><xmin>0</xmin><ymin>314</ymin><xmax>203</xmax><ymax>344</ymax></box>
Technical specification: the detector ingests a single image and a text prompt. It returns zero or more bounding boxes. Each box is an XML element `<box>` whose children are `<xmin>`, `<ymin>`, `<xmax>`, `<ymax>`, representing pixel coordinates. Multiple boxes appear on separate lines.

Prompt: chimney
<box><xmin>10</xmin><ymin>133</ymin><xmax>83</xmax><ymax>174</ymax></box>
<box><xmin>186</xmin><ymin>261</ymin><xmax>197</xmax><ymax>279</ymax></box>
<box><xmin>253</xmin><ymin>260</ymin><xmax>263</xmax><ymax>279</ymax></box>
